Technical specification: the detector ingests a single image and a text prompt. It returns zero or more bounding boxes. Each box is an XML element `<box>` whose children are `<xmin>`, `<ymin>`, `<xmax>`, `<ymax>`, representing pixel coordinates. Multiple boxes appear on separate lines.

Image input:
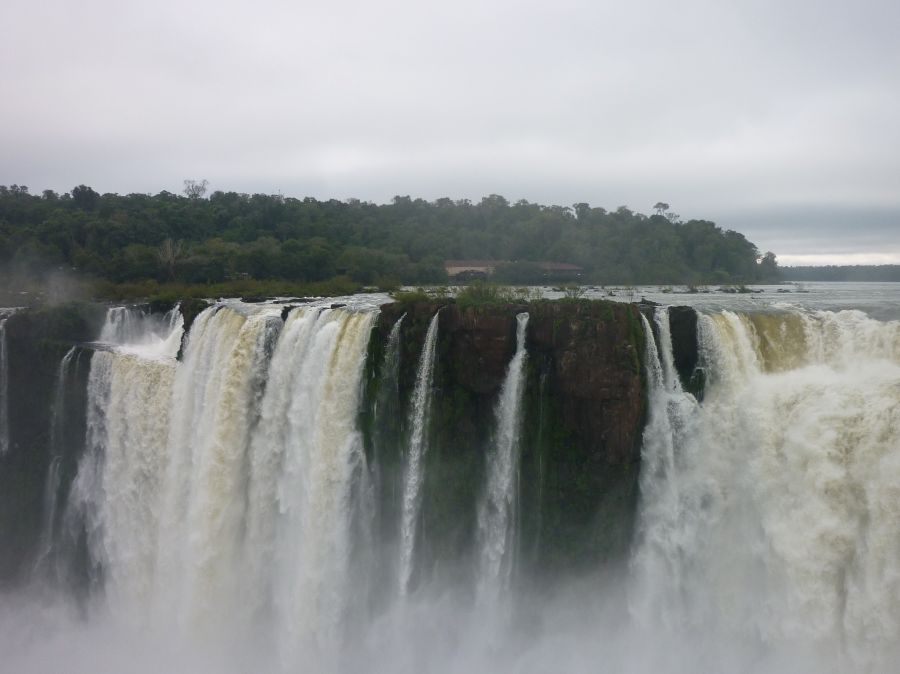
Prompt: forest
<box><xmin>0</xmin><ymin>183</ymin><xmax>780</xmax><ymax>298</ymax></box>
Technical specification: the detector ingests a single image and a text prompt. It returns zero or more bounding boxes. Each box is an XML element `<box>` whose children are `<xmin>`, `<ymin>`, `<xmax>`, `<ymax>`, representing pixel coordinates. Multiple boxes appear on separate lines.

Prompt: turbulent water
<box><xmin>633</xmin><ymin>305</ymin><xmax>900</xmax><ymax>672</ymax></box>
<box><xmin>3</xmin><ymin>293</ymin><xmax>900</xmax><ymax>673</ymax></box>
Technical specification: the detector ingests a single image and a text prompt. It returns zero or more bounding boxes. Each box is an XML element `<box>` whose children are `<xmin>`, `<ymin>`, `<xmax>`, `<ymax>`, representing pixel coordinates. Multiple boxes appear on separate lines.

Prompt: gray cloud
<box><xmin>2</xmin><ymin>0</ymin><xmax>899</xmax><ymax>263</ymax></box>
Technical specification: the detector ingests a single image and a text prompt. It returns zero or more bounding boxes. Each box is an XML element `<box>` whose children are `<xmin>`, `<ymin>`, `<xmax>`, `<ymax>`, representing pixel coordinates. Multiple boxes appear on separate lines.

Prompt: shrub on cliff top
<box><xmin>455</xmin><ymin>282</ymin><xmax>519</xmax><ymax>308</ymax></box>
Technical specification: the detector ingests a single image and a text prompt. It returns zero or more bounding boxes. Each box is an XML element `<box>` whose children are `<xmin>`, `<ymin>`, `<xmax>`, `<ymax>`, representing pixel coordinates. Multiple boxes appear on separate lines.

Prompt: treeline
<box><xmin>0</xmin><ymin>184</ymin><xmax>780</xmax><ymax>292</ymax></box>
<box><xmin>782</xmin><ymin>265</ymin><xmax>900</xmax><ymax>282</ymax></box>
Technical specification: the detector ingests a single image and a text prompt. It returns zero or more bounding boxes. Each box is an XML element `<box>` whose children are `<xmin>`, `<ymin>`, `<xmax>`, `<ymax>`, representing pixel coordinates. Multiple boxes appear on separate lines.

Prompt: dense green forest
<box><xmin>782</xmin><ymin>265</ymin><xmax>900</xmax><ymax>282</ymax></box>
<box><xmin>0</xmin><ymin>183</ymin><xmax>780</xmax><ymax>298</ymax></box>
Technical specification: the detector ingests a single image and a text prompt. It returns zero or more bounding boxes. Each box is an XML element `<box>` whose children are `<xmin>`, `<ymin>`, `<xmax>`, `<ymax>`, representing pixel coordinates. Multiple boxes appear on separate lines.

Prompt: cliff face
<box><xmin>2</xmin><ymin>297</ymin><xmax>659</xmax><ymax>589</ymax></box>
<box><xmin>0</xmin><ymin>304</ymin><xmax>102</xmax><ymax>584</ymax></box>
<box><xmin>369</xmin><ymin>299</ymin><xmax>646</xmax><ymax>583</ymax></box>
<box><xmin>523</xmin><ymin>301</ymin><xmax>645</xmax><ymax>575</ymax></box>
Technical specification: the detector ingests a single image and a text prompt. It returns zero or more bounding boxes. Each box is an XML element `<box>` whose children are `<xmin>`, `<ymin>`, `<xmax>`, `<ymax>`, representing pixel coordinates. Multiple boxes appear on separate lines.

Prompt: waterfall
<box><xmin>398</xmin><ymin>311</ymin><xmax>440</xmax><ymax>596</ymax></box>
<box><xmin>477</xmin><ymin>312</ymin><xmax>529</xmax><ymax>599</ymax></box>
<box><xmin>9</xmin><ymin>295</ymin><xmax>900</xmax><ymax>673</ymax></box>
<box><xmin>98</xmin><ymin>304</ymin><xmax>184</xmax><ymax>359</ymax></box>
<box><xmin>154</xmin><ymin>305</ymin><xmax>281</xmax><ymax>629</ymax></box>
<box><xmin>0</xmin><ymin>316</ymin><xmax>9</xmax><ymax>455</ymax></box>
<box><xmin>69</xmin><ymin>301</ymin><xmax>379</xmax><ymax>664</ymax></box>
<box><xmin>33</xmin><ymin>347</ymin><xmax>81</xmax><ymax>577</ymax></box>
<box><xmin>632</xmin><ymin>307</ymin><xmax>900</xmax><ymax>669</ymax></box>
<box><xmin>50</xmin><ymin>348</ymin><xmax>80</xmax><ymax>447</ymax></box>
<box><xmin>630</xmin><ymin>308</ymin><xmax>699</xmax><ymax>625</ymax></box>
<box><xmin>365</xmin><ymin>313</ymin><xmax>406</xmax><ymax>606</ymax></box>
<box><xmin>372</xmin><ymin>313</ymin><xmax>405</xmax><ymax>484</ymax></box>
<box><xmin>267</xmin><ymin>308</ymin><xmax>375</xmax><ymax>659</ymax></box>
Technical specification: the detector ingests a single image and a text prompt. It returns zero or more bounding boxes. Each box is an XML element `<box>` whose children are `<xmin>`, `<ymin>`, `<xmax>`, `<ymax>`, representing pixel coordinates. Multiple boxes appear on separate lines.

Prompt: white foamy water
<box><xmin>6</xmin><ymin>294</ymin><xmax>900</xmax><ymax>674</ymax></box>
<box><xmin>67</xmin><ymin>300</ymin><xmax>380</xmax><ymax>669</ymax></box>
<box><xmin>98</xmin><ymin>304</ymin><xmax>184</xmax><ymax>359</ymax></box>
<box><xmin>397</xmin><ymin>310</ymin><xmax>440</xmax><ymax>597</ymax></box>
<box><xmin>477</xmin><ymin>312</ymin><xmax>529</xmax><ymax>602</ymax></box>
<box><xmin>632</xmin><ymin>306</ymin><xmax>900</xmax><ymax>672</ymax></box>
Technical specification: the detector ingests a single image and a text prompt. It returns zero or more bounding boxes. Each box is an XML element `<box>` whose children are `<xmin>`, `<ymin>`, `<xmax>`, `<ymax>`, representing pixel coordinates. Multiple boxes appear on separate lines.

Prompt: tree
<box><xmin>653</xmin><ymin>202</ymin><xmax>670</xmax><ymax>216</ymax></box>
<box><xmin>72</xmin><ymin>185</ymin><xmax>99</xmax><ymax>211</ymax></box>
<box><xmin>183</xmin><ymin>179</ymin><xmax>209</xmax><ymax>199</ymax></box>
<box><xmin>157</xmin><ymin>238</ymin><xmax>184</xmax><ymax>280</ymax></box>
<box><xmin>573</xmin><ymin>202</ymin><xmax>591</xmax><ymax>220</ymax></box>
<box><xmin>756</xmin><ymin>251</ymin><xmax>780</xmax><ymax>280</ymax></box>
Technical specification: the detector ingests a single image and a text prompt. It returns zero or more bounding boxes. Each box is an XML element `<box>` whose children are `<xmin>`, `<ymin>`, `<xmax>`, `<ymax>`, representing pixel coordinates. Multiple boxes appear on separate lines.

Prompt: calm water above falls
<box><xmin>2</xmin><ymin>286</ymin><xmax>900</xmax><ymax>673</ymax></box>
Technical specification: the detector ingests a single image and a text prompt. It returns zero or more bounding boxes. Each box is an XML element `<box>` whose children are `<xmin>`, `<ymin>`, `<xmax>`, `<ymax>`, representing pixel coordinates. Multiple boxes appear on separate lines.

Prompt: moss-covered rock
<box><xmin>366</xmin><ymin>298</ymin><xmax>647</xmax><ymax>586</ymax></box>
<box><xmin>519</xmin><ymin>300</ymin><xmax>645</xmax><ymax>578</ymax></box>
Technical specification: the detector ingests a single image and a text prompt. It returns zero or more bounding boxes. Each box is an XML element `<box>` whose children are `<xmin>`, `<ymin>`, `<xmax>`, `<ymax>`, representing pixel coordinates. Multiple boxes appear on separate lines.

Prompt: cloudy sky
<box><xmin>2</xmin><ymin>0</ymin><xmax>898</xmax><ymax>264</ymax></box>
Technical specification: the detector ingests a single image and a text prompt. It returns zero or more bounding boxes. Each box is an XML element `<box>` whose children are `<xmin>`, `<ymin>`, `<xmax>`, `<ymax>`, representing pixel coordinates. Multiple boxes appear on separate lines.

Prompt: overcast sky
<box><xmin>2</xmin><ymin>0</ymin><xmax>899</xmax><ymax>264</ymax></box>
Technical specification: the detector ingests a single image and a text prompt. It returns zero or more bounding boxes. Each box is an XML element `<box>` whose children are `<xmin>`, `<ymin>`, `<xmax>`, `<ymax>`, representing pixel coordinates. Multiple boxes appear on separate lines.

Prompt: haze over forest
<box><xmin>0</xmin><ymin>184</ymin><xmax>780</xmax><ymax>296</ymax></box>
<box><xmin>2</xmin><ymin>0</ymin><xmax>899</xmax><ymax>266</ymax></box>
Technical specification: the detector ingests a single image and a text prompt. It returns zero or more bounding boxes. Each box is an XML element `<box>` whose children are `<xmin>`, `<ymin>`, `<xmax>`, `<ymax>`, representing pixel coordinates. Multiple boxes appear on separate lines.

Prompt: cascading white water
<box><xmin>242</xmin><ymin>307</ymin><xmax>321</xmax><ymax>627</ymax></box>
<box><xmin>632</xmin><ymin>307</ymin><xmax>900</xmax><ymax>671</ymax></box>
<box><xmin>630</xmin><ymin>308</ymin><xmax>700</xmax><ymax>626</ymax></box>
<box><xmin>154</xmin><ymin>305</ymin><xmax>282</xmax><ymax>630</ymax></box>
<box><xmin>12</xmin><ymin>294</ymin><xmax>900</xmax><ymax>674</ymax></box>
<box><xmin>0</xmin><ymin>316</ymin><xmax>9</xmax><ymax>455</ymax></box>
<box><xmin>267</xmin><ymin>308</ymin><xmax>375</xmax><ymax>661</ymax></box>
<box><xmin>364</xmin><ymin>313</ymin><xmax>405</xmax><ymax>595</ymax></box>
<box><xmin>98</xmin><ymin>304</ymin><xmax>184</xmax><ymax>359</ymax></box>
<box><xmin>477</xmin><ymin>312</ymin><xmax>529</xmax><ymax>600</ymax></box>
<box><xmin>72</xmin><ymin>300</ymin><xmax>380</xmax><ymax>668</ymax></box>
<box><xmin>397</xmin><ymin>311</ymin><xmax>440</xmax><ymax>596</ymax></box>
<box><xmin>97</xmin><ymin>350</ymin><xmax>179</xmax><ymax>615</ymax></box>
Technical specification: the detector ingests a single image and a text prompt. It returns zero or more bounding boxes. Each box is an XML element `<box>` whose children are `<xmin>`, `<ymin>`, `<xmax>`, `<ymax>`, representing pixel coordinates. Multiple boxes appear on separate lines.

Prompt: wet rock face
<box><xmin>667</xmin><ymin>306</ymin><xmax>701</xmax><ymax>396</ymax></box>
<box><xmin>373</xmin><ymin>299</ymin><xmax>646</xmax><ymax>577</ymax></box>
<box><xmin>527</xmin><ymin>302</ymin><xmax>644</xmax><ymax>465</ymax></box>
<box><xmin>0</xmin><ymin>304</ymin><xmax>100</xmax><ymax>583</ymax></box>
<box><xmin>441</xmin><ymin>308</ymin><xmax>519</xmax><ymax>395</ymax></box>
<box><xmin>522</xmin><ymin>301</ymin><xmax>645</xmax><ymax>574</ymax></box>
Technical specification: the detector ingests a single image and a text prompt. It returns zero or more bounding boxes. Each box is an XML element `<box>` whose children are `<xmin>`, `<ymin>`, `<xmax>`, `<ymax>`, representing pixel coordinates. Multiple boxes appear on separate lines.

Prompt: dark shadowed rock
<box><xmin>668</xmin><ymin>306</ymin><xmax>701</xmax><ymax>395</ymax></box>
<box><xmin>372</xmin><ymin>298</ymin><xmax>646</xmax><ymax>580</ymax></box>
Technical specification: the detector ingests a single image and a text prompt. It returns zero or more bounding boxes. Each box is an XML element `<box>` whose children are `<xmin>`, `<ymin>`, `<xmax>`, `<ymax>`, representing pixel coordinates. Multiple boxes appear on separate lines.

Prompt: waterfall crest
<box><xmin>98</xmin><ymin>304</ymin><xmax>184</xmax><ymax>359</ymax></box>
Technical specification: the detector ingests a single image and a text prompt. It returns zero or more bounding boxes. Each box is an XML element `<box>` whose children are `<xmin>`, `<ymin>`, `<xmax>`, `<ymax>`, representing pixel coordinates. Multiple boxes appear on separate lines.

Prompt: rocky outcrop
<box><xmin>0</xmin><ymin>303</ymin><xmax>102</xmax><ymax>584</ymax></box>
<box><xmin>370</xmin><ymin>299</ymin><xmax>646</xmax><ymax>582</ymax></box>
<box><xmin>521</xmin><ymin>301</ymin><xmax>645</xmax><ymax>576</ymax></box>
<box><xmin>667</xmin><ymin>306</ymin><xmax>704</xmax><ymax>398</ymax></box>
